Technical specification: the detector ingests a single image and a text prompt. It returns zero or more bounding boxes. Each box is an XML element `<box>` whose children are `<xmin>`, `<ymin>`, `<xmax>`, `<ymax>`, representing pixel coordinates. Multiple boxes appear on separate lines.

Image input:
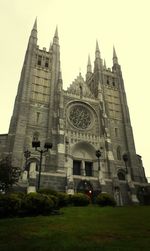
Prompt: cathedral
<box><xmin>0</xmin><ymin>19</ymin><xmax>148</xmax><ymax>205</ymax></box>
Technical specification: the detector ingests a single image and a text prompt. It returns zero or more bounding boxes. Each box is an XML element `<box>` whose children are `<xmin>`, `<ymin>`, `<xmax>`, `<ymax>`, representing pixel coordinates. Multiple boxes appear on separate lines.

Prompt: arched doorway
<box><xmin>77</xmin><ymin>180</ymin><xmax>93</xmax><ymax>198</ymax></box>
<box><xmin>117</xmin><ymin>170</ymin><xmax>126</xmax><ymax>181</ymax></box>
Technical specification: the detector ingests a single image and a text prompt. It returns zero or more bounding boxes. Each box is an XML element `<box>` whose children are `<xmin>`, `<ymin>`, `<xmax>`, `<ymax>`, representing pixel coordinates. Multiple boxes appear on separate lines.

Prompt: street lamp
<box><xmin>24</xmin><ymin>149</ymin><xmax>31</xmax><ymax>178</ymax></box>
<box><xmin>122</xmin><ymin>153</ymin><xmax>128</xmax><ymax>174</ymax></box>
<box><xmin>96</xmin><ymin>149</ymin><xmax>101</xmax><ymax>171</ymax></box>
<box><xmin>32</xmin><ymin>140</ymin><xmax>53</xmax><ymax>190</ymax></box>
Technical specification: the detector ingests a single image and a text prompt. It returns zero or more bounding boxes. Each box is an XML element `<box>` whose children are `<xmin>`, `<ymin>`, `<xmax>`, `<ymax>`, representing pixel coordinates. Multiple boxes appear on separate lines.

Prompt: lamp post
<box><xmin>122</xmin><ymin>153</ymin><xmax>128</xmax><ymax>174</ymax></box>
<box><xmin>32</xmin><ymin>140</ymin><xmax>53</xmax><ymax>190</ymax></box>
<box><xmin>96</xmin><ymin>150</ymin><xmax>101</xmax><ymax>171</ymax></box>
<box><xmin>24</xmin><ymin>149</ymin><xmax>31</xmax><ymax>178</ymax></box>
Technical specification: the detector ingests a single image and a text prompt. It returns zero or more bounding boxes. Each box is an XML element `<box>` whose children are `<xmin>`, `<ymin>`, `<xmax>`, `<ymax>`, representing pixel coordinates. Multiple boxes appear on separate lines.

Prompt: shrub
<box><xmin>0</xmin><ymin>193</ymin><xmax>22</xmax><ymax>218</ymax></box>
<box><xmin>38</xmin><ymin>188</ymin><xmax>58</xmax><ymax>197</ymax></box>
<box><xmin>57</xmin><ymin>192</ymin><xmax>70</xmax><ymax>208</ymax></box>
<box><xmin>38</xmin><ymin>189</ymin><xmax>70</xmax><ymax>208</ymax></box>
<box><xmin>47</xmin><ymin>195</ymin><xmax>59</xmax><ymax>209</ymax></box>
<box><xmin>11</xmin><ymin>192</ymin><xmax>25</xmax><ymax>199</ymax></box>
<box><xmin>0</xmin><ymin>192</ymin><xmax>58</xmax><ymax>218</ymax></box>
<box><xmin>38</xmin><ymin>189</ymin><xmax>65</xmax><ymax>209</ymax></box>
<box><xmin>96</xmin><ymin>192</ymin><xmax>116</xmax><ymax>207</ymax></box>
<box><xmin>22</xmin><ymin>192</ymin><xmax>54</xmax><ymax>216</ymax></box>
<box><xmin>70</xmin><ymin>193</ymin><xmax>91</xmax><ymax>206</ymax></box>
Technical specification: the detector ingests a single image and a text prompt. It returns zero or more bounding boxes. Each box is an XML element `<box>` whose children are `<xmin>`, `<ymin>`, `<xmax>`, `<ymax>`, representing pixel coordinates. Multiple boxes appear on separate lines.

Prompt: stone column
<box><xmin>66</xmin><ymin>157</ymin><xmax>74</xmax><ymax>195</ymax></box>
<box><xmin>99</xmin><ymin>169</ymin><xmax>105</xmax><ymax>185</ymax></box>
<box><xmin>81</xmin><ymin>160</ymin><xmax>86</xmax><ymax>176</ymax></box>
<box><xmin>27</xmin><ymin>162</ymin><xmax>36</xmax><ymax>193</ymax></box>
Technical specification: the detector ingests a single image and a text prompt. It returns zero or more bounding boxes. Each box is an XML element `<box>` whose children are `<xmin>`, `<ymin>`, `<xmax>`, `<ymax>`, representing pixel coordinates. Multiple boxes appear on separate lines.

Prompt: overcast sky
<box><xmin>0</xmin><ymin>0</ymin><xmax>150</xmax><ymax>178</ymax></box>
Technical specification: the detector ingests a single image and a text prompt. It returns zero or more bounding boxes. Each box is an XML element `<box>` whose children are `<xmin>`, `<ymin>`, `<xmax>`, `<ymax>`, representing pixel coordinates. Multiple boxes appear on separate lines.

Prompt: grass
<box><xmin>0</xmin><ymin>206</ymin><xmax>150</xmax><ymax>251</ymax></box>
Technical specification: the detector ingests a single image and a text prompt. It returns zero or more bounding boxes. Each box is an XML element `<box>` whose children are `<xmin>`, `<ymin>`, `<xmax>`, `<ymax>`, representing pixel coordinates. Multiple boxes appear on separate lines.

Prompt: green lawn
<box><xmin>0</xmin><ymin>206</ymin><xmax>150</xmax><ymax>251</ymax></box>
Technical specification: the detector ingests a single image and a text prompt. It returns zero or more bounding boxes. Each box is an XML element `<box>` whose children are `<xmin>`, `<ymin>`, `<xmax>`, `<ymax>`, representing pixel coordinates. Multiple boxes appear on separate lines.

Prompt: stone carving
<box><xmin>69</xmin><ymin>105</ymin><xmax>91</xmax><ymax>129</ymax></box>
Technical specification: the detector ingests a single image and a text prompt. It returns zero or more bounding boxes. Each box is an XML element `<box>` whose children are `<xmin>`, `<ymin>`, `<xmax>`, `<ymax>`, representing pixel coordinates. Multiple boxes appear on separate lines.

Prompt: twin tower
<box><xmin>0</xmin><ymin>19</ymin><xmax>147</xmax><ymax>204</ymax></box>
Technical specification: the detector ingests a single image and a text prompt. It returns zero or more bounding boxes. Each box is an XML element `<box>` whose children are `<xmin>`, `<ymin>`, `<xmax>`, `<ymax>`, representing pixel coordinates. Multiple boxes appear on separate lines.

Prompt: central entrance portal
<box><xmin>77</xmin><ymin>180</ymin><xmax>93</xmax><ymax>198</ymax></box>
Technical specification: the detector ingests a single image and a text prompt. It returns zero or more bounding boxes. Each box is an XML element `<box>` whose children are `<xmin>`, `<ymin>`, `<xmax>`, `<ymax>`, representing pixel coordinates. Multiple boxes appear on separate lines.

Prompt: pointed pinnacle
<box><xmin>53</xmin><ymin>26</ymin><xmax>59</xmax><ymax>45</ymax></box>
<box><xmin>87</xmin><ymin>54</ymin><xmax>92</xmax><ymax>73</ymax></box>
<box><xmin>113</xmin><ymin>46</ymin><xmax>117</xmax><ymax>58</ymax></box>
<box><xmin>33</xmin><ymin>17</ymin><xmax>37</xmax><ymax>30</ymax></box>
<box><xmin>30</xmin><ymin>17</ymin><xmax>37</xmax><ymax>39</ymax></box>
<box><xmin>95</xmin><ymin>40</ymin><xmax>101</xmax><ymax>60</ymax></box>
<box><xmin>96</xmin><ymin>40</ymin><xmax>100</xmax><ymax>51</ymax></box>
<box><xmin>54</xmin><ymin>26</ymin><xmax>58</xmax><ymax>38</ymax></box>
<box><xmin>113</xmin><ymin>45</ymin><xmax>118</xmax><ymax>64</ymax></box>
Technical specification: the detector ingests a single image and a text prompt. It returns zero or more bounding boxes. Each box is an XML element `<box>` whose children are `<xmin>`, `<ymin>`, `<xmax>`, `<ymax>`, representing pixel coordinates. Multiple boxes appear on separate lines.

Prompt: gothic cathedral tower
<box><xmin>0</xmin><ymin>19</ymin><xmax>147</xmax><ymax>204</ymax></box>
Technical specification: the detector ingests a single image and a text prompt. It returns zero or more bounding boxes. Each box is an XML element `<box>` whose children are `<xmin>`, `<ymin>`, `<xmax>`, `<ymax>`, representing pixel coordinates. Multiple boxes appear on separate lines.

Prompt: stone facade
<box><xmin>0</xmin><ymin>19</ymin><xmax>148</xmax><ymax>204</ymax></box>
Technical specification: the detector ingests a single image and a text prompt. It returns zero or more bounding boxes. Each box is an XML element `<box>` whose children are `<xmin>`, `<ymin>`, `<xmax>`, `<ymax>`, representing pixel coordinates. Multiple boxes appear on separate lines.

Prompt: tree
<box><xmin>0</xmin><ymin>156</ymin><xmax>21</xmax><ymax>193</ymax></box>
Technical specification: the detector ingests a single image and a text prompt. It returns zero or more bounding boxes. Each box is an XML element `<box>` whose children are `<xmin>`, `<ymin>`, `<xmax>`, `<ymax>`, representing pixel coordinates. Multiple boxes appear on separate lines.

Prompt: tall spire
<box><xmin>87</xmin><ymin>55</ymin><xmax>92</xmax><ymax>73</ymax></box>
<box><xmin>86</xmin><ymin>55</ymin><xmax>92</xmax><ymax>81</ymax></box>
<box><xmin>53</xmin><ymin>26</ymin><xmax>59</xmax><ymax>45</ymax></box>
<box><xmin>96</xmin><ymin>40</ymin><xmax>99</xmax><ymax>50</ymax></box>
<box><xmin>113</xmin><ymin>46</ymin><xmax>118</xmax><ymax>65</ymax></box>
<box><xmin>33</xmin><ymin>17</ymin><xmax>37</xmax><ymax>30</ymax></box>
<box><xmin>94</xmin><ymin>40</ymin><xmax>103</xmax><ymax>92</ymax></box>
<box><xmin>88</xmin><ymin>54</ymin><xmax>91</xmax><ymax>65</ymax></box>
<box><xmin>25</xmin><ymin>18</ymin><xmax>37</xmax><ymax>59</ymax></box>
<box><xmin>55</xmin><ymin>26</ymin><xmax>58</xmax><ymax>37</ymax></box>
<box><xmin>94</xmin><ymin>40</ymin><xmax>102</xmax><ymax>72</ymax></box>
<box><xmin>30</xmin><ymin>17</ymin><xmax>37</xmax><ymax>39</ymax></box>
<box><xmin>95</xmin><ymin>40</ymin><xmax>101</xmax><ymax>58</ymax></box>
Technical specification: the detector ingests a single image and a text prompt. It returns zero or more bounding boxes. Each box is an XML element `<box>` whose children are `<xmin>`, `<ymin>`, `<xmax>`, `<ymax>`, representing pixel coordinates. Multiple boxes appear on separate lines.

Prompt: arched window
<box><xmin>85</xmin><ymin>161</ymin><xmax>93</xmax><ymax>176</ymax></box>
<box><xmin>37</xmin><ymin>55</ymin><xmax>42</xmax><ymax>66</ymax></box>
<box><xmin>115</xmin><ymin>128</ymin><xmax>118</xmax><ymax>137</ymax></box>
<box><xmin>118</xmin><ymin>172</ymin><xmax>125</xmax><ymax>181</ymax></box>
<box><xmin>117</xmin><ymin>146</ymin><xmax>121</xmax><ymax>160</ymax></box>
<box><xmin>73</xmin><ymin>160</ymin><xmax>81</xmax><ymax>175</ymax></box>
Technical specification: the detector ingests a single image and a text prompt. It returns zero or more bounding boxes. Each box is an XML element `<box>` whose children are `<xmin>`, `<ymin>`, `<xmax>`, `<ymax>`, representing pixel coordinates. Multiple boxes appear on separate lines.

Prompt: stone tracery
<box><xmin>69</xmin><ymin>105</ymin><xmax>91</xmax><ymax>129</ymax></box>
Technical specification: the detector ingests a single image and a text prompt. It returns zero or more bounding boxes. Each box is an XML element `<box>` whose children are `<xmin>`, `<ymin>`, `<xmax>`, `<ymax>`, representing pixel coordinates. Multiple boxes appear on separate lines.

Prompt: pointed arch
<box><xmin>117</xmin><ymin>167</ymin><xmax>126</xmax><ymax>181</ymax></box>
<box><xmin>71</xmin><ymin>141</ymin><xmax>96</xmax><ymax>159</ymax></box>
